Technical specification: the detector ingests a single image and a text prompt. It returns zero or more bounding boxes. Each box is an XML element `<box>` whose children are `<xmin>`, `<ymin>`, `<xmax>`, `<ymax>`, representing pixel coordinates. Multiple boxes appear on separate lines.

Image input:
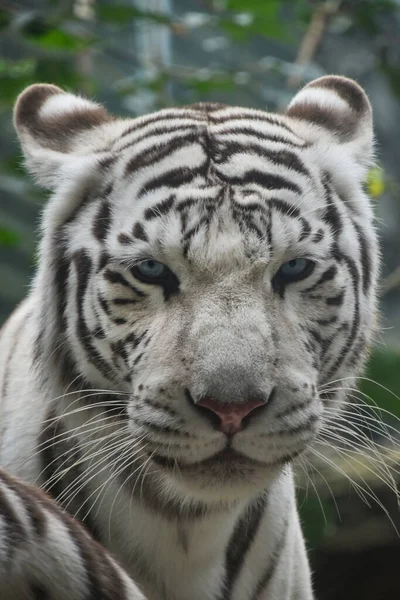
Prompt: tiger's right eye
<box><xmin>277</xmin><ymin>258</ymin><xmax>315</xmax><ymax>283</ymax></box>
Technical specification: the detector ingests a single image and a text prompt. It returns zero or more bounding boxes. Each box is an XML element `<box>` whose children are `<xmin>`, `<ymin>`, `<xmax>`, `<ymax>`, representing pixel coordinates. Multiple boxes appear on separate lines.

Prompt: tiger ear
<box><xmin>286</xmin><ymin>76</ymin><xmax>373</xmax><ymax>169</ymax></box>
<box><xmin>14</xmin><ymin>84</ymin><xmax>113</xmax><ymax>188</ymax></box>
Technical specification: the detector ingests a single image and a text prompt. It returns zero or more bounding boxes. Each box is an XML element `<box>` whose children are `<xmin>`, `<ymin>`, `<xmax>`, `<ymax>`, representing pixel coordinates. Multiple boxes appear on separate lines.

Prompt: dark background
<box><xmin>1</xmin><ymin>1</ymin><xmax>400</xmax><ymax>598</ymax></box>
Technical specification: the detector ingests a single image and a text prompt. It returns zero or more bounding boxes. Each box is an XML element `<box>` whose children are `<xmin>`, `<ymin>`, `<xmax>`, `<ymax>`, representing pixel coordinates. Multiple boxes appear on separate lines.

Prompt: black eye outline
<box><xmin>273</xmin><ymin>258</ymin><xmax>315</xmax><ymax>286</ymax></box>
<box><xmin>130</xmin><ymin>260</ymin><xmax>180</xmax><ymax>300</ymax></box>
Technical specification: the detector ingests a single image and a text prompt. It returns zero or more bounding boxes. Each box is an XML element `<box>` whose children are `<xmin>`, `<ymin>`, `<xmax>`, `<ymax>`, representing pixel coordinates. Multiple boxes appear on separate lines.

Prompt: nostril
<box><xmin>186</xmin><ymin>388</ymin><xmax>271</xmax><ymax>435</ymax></box>
<box><xmin>185</xmin><ymin>389</ymin><xmax>221</xmax><ymax>428</ymax></box>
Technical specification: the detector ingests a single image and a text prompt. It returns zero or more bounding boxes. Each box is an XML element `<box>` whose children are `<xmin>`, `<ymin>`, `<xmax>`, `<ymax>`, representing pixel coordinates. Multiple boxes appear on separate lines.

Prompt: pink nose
<box><xmin>196</xmin><ymin>398</ymin><xmax>266</xmax><ymax>435</ymax></box>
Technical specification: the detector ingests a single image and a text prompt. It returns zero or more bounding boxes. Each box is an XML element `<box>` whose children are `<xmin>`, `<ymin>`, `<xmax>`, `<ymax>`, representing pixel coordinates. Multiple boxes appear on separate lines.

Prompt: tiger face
<box><xmin>15</xmin><ymin>77</ymin><xmax>379</xmax><ymax>502</ymax></box>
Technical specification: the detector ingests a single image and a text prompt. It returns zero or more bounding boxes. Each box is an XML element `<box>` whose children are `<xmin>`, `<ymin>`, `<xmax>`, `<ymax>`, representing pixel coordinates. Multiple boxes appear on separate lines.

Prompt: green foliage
<box><xmin>221</xmin><ymin>0</ymin><xmax>287</xmax><ymax>41</ymax></box>
<box><xmin>96</xmin><ymin>4</ymin><xmax>173</xmax><ymax>25</ymax></box>
<box><xmin>0</xmin><ymin>227</ymin><xmax>19</xmax><ymax>247</ymax></box>
<box><xmin>360</xmin><ymin>348</ymin><xmax>400</xmax><ymax>419</ymax></box>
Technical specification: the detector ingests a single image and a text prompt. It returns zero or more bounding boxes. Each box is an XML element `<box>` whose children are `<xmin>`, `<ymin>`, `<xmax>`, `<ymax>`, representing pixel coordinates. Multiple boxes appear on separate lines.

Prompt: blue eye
<box><xmin>131</xmin><ymin>260</ymin><xmax>180</xmax><ymax>299</ymax></box>
<box><xmin>134</xmin><ymin>260</ymin><xmax>166</xmax><ymax>280</ymax></box>
<box><xmin>276</xmin><ymin>258</ymin><xmax>315</xmax><ymax>283</ymax></box>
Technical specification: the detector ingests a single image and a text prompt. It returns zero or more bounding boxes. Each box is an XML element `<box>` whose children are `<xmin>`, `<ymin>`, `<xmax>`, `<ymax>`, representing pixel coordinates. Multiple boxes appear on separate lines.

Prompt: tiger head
<box><xmin>14</xmin><ymin>77</ymin><xmax>379</xmax><ymax>503</ymax></box>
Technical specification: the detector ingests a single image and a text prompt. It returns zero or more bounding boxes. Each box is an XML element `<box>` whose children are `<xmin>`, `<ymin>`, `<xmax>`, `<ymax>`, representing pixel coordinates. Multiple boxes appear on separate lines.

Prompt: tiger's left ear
<box><xmin>14</xmin><ymin>84</ymin><xmax>113</xmax><ymax>188</ymax></box>
<box><xmin>286</xmin><ymin>76</ymin><xmax>373</xmax><ymax>170</ymax></box>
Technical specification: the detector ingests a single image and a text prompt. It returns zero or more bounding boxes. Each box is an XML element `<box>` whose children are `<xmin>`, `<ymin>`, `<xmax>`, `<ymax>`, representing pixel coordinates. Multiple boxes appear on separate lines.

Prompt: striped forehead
<box><xmin>103</xmin><ymin>104</ymin><xmax>327</xmax><ymax>264</ymax></box>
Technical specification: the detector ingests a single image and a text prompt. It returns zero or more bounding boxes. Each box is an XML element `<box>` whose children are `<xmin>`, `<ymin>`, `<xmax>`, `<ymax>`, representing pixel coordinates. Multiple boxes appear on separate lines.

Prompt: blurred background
<box><xmin>1</xmin><ymin>1</ymin><xmax>400</xmax><ymax>598</ymax></box>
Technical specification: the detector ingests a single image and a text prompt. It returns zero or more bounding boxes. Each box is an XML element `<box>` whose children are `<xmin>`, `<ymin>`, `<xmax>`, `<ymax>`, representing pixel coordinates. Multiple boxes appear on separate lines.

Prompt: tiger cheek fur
<box><xmin>0</xmin><ymin>76</ymin><xmax>378</xmax><ymax>600</ymax></box>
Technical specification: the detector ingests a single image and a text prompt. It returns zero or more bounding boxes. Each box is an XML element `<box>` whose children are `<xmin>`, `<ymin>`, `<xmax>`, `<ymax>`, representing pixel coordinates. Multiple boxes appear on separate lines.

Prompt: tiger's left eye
<box><xmin>275</xmin><ymin>258</ymin><xmax>315</xmax><ymax>284</ymax></box>
<box><xmin>134</xmin><ymin>260</ymin><xmax>166</xmax><ymax>280</ymax></box>
<box><xmin>131</xmin><ymin>259</ymin><xmax>180</xmax><ymax>299</ymax></box>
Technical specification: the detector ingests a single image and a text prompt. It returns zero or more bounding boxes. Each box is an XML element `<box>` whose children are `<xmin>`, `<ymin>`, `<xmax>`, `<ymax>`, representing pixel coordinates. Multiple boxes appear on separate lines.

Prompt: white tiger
<box><xmin>0</xmin><ymin>75</ymin><xmax>379</xmax><ymax>600</ymax></box>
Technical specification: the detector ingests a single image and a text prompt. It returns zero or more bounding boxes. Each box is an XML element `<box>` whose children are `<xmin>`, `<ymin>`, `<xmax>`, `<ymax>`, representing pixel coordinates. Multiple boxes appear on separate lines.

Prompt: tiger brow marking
<box><xmin>139</xmin><ymin>163</ymin><xmax>208</xmax><ymax>198</ymax></box>
<box><xmin>217</xmin><ymin>141</ymin><xmax>312</xmax><ymax>180</ymax></box>
<box><xmin>118</xmin><ymin>109</ymin><xmax>206</xmax><ymax>141</ymax></box>
<box><xmin>209</xmin><ymin>112</ymin><xmax>299</xmax><ymax>136</ymax></box>
<box><xmin>123</xmin><ymin>130</ymin><xmax>200</xmax><ymax>174</ymax></box>
<box><xmin>215</xmin><ymin>169</ymin><xmax>302</xmax><ymax>196</ymax></box>
<box><xmin>215</xmin><ymin>126</ymin><xmax>308</xmax><ymax>148</ymax></box>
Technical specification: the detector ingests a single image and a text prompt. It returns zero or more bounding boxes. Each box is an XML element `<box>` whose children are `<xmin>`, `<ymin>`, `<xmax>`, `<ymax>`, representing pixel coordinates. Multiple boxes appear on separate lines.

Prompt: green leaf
<box><xmin>27</xmin><ymin>28</ymin><xmax>91</xmax><ymax>51</ymax></box>
<box><xmin>0</xmin><ymin>227</ymin><xmax>20</xmax><ymax>247</ymax></box>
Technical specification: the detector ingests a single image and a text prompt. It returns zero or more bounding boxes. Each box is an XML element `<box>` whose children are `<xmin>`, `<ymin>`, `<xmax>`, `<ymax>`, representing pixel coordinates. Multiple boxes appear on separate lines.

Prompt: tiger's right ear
<box><xmin>14</xmin><ymin>84</ymin><xmax>113</xmax><ymax>188</ymax></box>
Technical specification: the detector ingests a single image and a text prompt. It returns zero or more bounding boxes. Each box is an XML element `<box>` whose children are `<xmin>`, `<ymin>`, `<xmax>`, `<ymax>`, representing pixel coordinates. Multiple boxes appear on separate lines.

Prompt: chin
<box><xmin>150</xmin><ymin>448</ymin><xmax>285</xmax><ymax>503</ymax></box>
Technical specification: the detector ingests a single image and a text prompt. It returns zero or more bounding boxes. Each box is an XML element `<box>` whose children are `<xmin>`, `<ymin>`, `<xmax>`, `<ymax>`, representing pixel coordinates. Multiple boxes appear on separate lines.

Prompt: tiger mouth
<box><xmin>151</xmin><ymin>447</ymin><xmax>278</xmax><ymax>471</ymax></box>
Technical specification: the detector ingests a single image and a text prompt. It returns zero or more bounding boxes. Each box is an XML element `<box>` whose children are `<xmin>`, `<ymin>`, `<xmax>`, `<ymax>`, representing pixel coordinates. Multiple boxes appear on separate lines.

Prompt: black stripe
<box><xmin>325</xmin><ymin>250</ymin><xmax>361</xmax><ymax>379</ymax></box>
<box><xmin>352</xmin><ymin>219</ymin><xmax>372</xmax><ymax>293</ymax></box>
<box><xmin>268</xmin><ymin>198</ymin><xmax>301</xmax><ymax>219</ymax></box>
<box><xmin>326</xmin><ymin>290</ymin><xmax>345</xmax><ymax>306</ymax></box>
<box><xmin>275</xmin><ymin>398</ymin><xmax>313</xmax><ymax>420</ymax></box>
<box><xmin>250</xmin><ymin>518</ymin><xmax>289</xmax><ymax>600</ymax></box>
<box><xmin>118</xmin><ymin>232</ymin><xmax>134</xmax><ymax>245</ymax></box>
<box><xmin>216</xmin><ymin>142</ymin><xmax>312</xmax><ymax>179</ymax></box>
<box><xmin>98</xmin><ymin>294</ymin><xmax>111</xmax><ymax>316</ymax></box>
<box><xmin>213</xmin><ymin>126</ymin><xmax>307</xmax><ymax>147</ymax></box>
<box><xmin>312</xmin><ymin>228</ymin><xmax>325</xmax><ymax>243</ymax></box>
<box><xmin>39</xmin><ymin>489</ymin><xmax>128</xmax><ymax>600</ymax></box>
<box><xmin>124</xmin><ymin>130</ymin><xmax>199</xmax><ymax>175</ymax></box>
<box><xmin>0</xmin><ymin>473</ymin><xmax>26</xmax><ymax>563</ymax></box>
<box><xmin>304</xmin><ymin>265</ymin><xmax>337</xmax><ymax>293</ymax></box>
<box><xmin>144</xmin><ymin>195</ymin><xmax>175</xmax><ymax>220</ymax></box>
<box><xmin>215</xmin><ymin>169</ymin><xmax>302</xmax><ymax>195</ymax></box>
<box><xmin>322</xmin><ymin>176</ymin><xmax>342</xmax><ymax>237</ymax></box>
<box><xmin>74</xmin><ymin>249</ymin><xmax>115</xmax><ymax>380</ymax></box>
<box><xmin>139</xmin><ymin>164</ymin><xmax>207</xmax><ymax>198</ymax></box>
<box><xmin>119</xmin><ymin>110</ymin><xmax>205</xmax><ymax>140</ymax></box>
<box><xmin>104</xmin><ymin>269</ymin><xmax>145</xmax><ymax>297</ymax></box>
<box><xmin>313</xmin><ymin>315</ymin><xmax>338</xmax><ymax>326</ymax></box>
<box><xmin>112</xmin><ymin>298</ymin><xmax>137</xmax><ymax>306</ymax></box>
<box><xmin>0</xmin><ymin>470</ymin><xmax>46</xmax><ymax>537</ymax></box>
<box><xmin>209</xmin><ymin>112</ymin><xmax>299</xmax><ymax>137</ymax></box>
<box><xmin>132</xmin><ymin>222</ymin><xmax>148</xmax><ymax>242</ymax></box>
<box><xmin>299</xmin><ymin>217</ymin><xmax>312</xmax><ymax>241</ymax></box>
<box><xmin>92</xmin><ymin>201</ymin><xmax>111</xmax><ymax>242</ymax></box>
<box><xmin>219</xmin><ymin>494</ymin><xmax>268</xmax><ymax>600</ymax></box>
